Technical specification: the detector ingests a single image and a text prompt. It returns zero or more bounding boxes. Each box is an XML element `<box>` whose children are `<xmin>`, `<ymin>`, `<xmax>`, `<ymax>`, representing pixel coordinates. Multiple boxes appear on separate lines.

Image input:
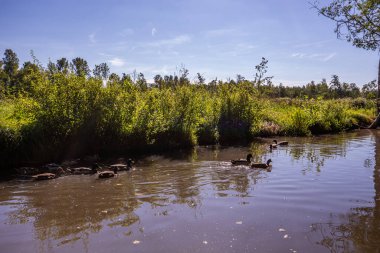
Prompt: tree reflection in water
<box><xmin>308</xmin><ymin>130</ymin><xmax>380</xmax><ymax>252</ymax></box>
<box><xmin>2</xmin><ymin>130</ymin><xmax>379</xmax><ymax>253</ymax></box>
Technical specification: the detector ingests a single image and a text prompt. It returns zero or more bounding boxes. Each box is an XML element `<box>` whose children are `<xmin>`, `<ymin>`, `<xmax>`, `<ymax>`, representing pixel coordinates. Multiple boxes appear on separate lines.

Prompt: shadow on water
<box><xmin>0</xmin><ymin>130</ymin><xmax>380</xmax><ymax>252</ymax></box>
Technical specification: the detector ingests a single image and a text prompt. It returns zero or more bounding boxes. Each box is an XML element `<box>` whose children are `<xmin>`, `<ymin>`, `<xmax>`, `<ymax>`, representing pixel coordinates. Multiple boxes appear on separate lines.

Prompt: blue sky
<box><xmin>0</xmin><ymin>0</ymin><xmax>378</xmax><ymax>86</ymax></box>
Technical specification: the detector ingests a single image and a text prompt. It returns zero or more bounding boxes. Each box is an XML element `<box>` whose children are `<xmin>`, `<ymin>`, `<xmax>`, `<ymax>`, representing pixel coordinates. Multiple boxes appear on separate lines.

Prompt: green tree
<box><xmin>56</xmin><ymin>58</ymin><xmax>69</xmax><ymax>75</ymax></box>
<box><xmin>107</xmin><ymin>73</ymin><xmax>120</xmax><ymax>87</ymax></box>
<box><xmin>312</xmin><ymin>0</ymin><xmax>380</xmax><ymax>116</ymax></box>
<box><xmin>93</xmin><ymin>63</ymin><xmax>110</xmax><ymax>80</ymax></box>
<box><xmin>136</xmin><ymin>72</ymin><xmax>147</xmax><ymax>90</ymax></box>
<box><xmin>362</xmin><ymin>80</ymin><xmax>377</xmax><ymax>99</ymax></box>
<box><xmin>3</xmin><ymin>49</ymin><xmax>19</xmax><ymax>78</ymax></box>
<box><xmin>253</xmin><ymin>57</ymin><xmax>273</xmax><ymax>92</ymax></box>
<box><xmin>196</xmin><ymin>73</ymin><xmax>205</xmax><ymax>85</ymax></box>
<box><xmin>17</xmin><ymin>61</ymin><xmax>41</xmax><ymax>94</ymax></box>
<box><xmin>236</xmin><ymin>74</ymin><xmax>245</xmax><ymax>84</ymax></box>
<box><xmin>47</xmin><ymin>60</ymin><xmax>58</xmax><ymax>76</ymax></box>
<box><xmin>154</xmin><ymin>74</ymin><xmax>164</xmax><ymax>88</ymax></box>
<box><xmin>329</xmin><ymin>74</ymin><xmax>343</xmax><ymax>98</ymax></box>
<box><xmin>179</xmin><ymin>65</ymin><xmax>190</xmax><ymax>86</ymax></box>
<box><xmin>2</xmin><ymin>49</ymin><xmax>19</xmax><ymax>92</ymax></box>
<box><xmin>71</xmin><ymin>57</ymin><xmax>90</xmax><ymax>77</ymax></box>
<box><xmin>0</xmin><ymin>61</ymin><xmax>6</xmax><ymax>97</ymax></box>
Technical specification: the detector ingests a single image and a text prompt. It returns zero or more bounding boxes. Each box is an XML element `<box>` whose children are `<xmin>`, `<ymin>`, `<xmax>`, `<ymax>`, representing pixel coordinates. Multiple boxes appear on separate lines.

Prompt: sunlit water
<box><xmin>1</xmin><ymin>130</ymin><xmax>380</xmax><ymax>253</ymax></box>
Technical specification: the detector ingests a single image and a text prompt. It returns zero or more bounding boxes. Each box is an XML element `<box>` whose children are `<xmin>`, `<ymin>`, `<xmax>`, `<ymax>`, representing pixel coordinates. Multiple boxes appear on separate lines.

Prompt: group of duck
<box><xmin>30</xmin><ymin>159</ymin><xmax>134</xmax><ymax>180</ymax></box>
<box><xmin>26</xmin><ymin>140</ymin><xmax>288</xmax><ymax>180</ymax></box>
<box><xmin>231</xmin><ymin>139</ymin><xmax>288</xmax><ymax>168</ymax></box>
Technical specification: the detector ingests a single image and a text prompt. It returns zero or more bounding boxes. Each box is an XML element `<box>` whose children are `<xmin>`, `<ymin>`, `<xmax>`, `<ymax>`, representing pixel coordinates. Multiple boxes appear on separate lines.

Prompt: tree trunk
<box><xmin>370</xmin><ymin>58</ymin><xmax>380</xmax><ymax>129</ymax></box>
<box><xmin>378</xmin><ymin>58</ymin><xmax>380</xmax><ymax>115</ymax></box>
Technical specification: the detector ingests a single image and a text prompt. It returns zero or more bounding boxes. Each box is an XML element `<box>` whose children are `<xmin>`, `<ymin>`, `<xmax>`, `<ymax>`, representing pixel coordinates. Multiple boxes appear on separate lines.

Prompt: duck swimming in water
<box><xmin>98</xmin><ymin>170</ymin><xmax>116</xmax><ymax>179</ymax></box>
<box><xmin>231</xmin><ymin>154</ymin><xmax>253</xmax><ymax>166</ymax></box>
<box><xmin>269</xmin><ymin>144</ymin><xmax>277</xmax><ymax>150</ymax></box>
<box><xmin>273</xmin><ymin>140</ymin><xmax>288</xmax><ymax>146</ymax></box>
<box><xmin>251</xmin><ymin>159</ymin><xmax>272</xmax><ymax>169</ymax></box>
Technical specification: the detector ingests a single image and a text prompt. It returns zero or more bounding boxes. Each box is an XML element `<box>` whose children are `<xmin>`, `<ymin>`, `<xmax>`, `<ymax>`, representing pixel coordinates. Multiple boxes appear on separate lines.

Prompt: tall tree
<box><xmin>56</xmin><ymin>58</ymin><xmax>69</xmax><ymax>75</ymax></box>
<box><xmin>253</xmin><ymin>57</ymin><xmax>273</xmax><ymax>91</ymax></box>
<box><xmin>3</xmin><ymin>49</ymin><xmax>19</xmax><ymax>77</ymax></box>
<box><xmin>71</xmin><ymin>57</ymin><xmax>90</xmax><ymax>77</ymax></box>
<box><xmin>136</xmin><ymin>72</ymin><xmax>147</xmax><ymax>90</ymax></box>
<box><xmin>179</xmin><ymin>65</ymin><xmax>190</xmax><ymax>85</ymax></box>
<box><xmin>312</xmin><ymin>0</ymin><xmax>380</xmax><ymax>121</ymax></box>
<box><xmin>196</xmin><ymin>73</ymin><xmax>205</xmax><ymax>85</ymax></box>
<box><xmin>93</xmin><ymin>63</ymin><xmax>110</xmax><ymax>80</ymax></box>
<box><xmin>154</xmin><ymin>74</ymin><xmax>164</xmax><ymax>88</ymax></box>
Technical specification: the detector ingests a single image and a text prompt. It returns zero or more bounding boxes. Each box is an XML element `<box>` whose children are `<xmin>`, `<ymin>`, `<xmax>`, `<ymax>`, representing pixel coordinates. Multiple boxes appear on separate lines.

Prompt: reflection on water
<box><xmin>0</xmin><ymin>130</ymin><xmax>379</xmax><ymax>252</ymax></box>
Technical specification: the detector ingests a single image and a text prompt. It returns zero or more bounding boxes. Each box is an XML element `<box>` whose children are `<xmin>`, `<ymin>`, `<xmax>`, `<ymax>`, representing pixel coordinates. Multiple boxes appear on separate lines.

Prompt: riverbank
<box><xmin>0</xmin><ymin>83</ymin><xmax>375</xmax><ymax>175</ymax></box>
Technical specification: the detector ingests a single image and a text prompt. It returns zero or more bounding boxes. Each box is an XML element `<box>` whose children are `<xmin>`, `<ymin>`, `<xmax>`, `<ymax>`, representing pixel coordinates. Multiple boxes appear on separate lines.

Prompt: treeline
<box><xmin>0</xmin><ymin>50</ymin><xmax>377</xmax><ymax>100</ymax></box>
<box><xmin>0</xmin><ymin>49</ymin><xmax>376</xmax><ymax>172</ymax></box>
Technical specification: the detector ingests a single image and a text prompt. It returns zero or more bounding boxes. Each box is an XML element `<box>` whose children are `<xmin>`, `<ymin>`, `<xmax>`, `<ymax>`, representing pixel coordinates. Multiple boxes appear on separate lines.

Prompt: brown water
<box><xmin>1</xmin><ymin>130</ymin><xmax>380</xmax><ymax>253</ymax></box>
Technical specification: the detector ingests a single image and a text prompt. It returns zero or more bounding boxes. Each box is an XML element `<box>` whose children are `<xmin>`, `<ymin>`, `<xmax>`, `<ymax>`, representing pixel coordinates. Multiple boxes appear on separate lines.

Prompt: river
<box><xmin>1</xmin><ymin>130</ymin><xmax>380</xmax><ymax>253</ymax></box>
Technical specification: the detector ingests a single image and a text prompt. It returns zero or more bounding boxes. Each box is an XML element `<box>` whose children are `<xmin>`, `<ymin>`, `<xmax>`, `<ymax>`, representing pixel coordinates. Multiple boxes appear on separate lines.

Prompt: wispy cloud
<box><xmin>89</xmin><ymin>33</ymin><xmax>96</xmax><ymax>44</ymax></box>
<box><xmin>151</xmin><ymin>28</ymin><xmax>157</xmax><ymax>36</ymax></box>
<box><xmin>146</xmin><ymin>35</ymin><xmax>191</xmax><ymax>47</ymax></box>
<box><xmin>291</xmin><ymin>52</ymin><xmax>337</xmax><ymax>62</ymax></box>
<box><xmin>293</xmin><ymin>40</ymin><xmax>333</xmax><ymax>48</ymax></box>
<box><xmin>322</xmin><ymin>53</ymin><xmax>336</xmax><ymax>62</ymax></box>
<box><xmin>109</xmin><ymin>57</ymin><xmax>125</xmax><ymax>67</ymax></box>
<box><xmin>203</xmin><ymin>28</ymin><xmax>248</xmax><ymax>37</ymax></box>
<box><xmin>119</xmin><ymin>28</ymin><xmax>134</xmax><ymax>37</ymax></box>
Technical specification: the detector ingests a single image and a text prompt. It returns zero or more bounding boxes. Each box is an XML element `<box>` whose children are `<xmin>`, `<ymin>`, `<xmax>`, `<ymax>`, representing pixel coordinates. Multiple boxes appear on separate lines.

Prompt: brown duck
<box><xmin>251</xmin><ymin>159</ymin><xmax>272</xmax><ymax>169</ymax></box>
<box><xmin>231</xmin><ymin>154</ymin><xmax>253</xmax><ymax>166</ymax></box>
<box><xmin>273</xmin><ymin>140</ymin><xmax>288</xmax><ymax>146</ymax></box>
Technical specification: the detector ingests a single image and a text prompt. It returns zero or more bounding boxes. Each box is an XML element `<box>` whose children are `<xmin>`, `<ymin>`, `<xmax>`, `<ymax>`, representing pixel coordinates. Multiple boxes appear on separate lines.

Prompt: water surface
<box><xmin>1</xmin><ymin>130</ymin><xmax>380</xmax><ymax>253</ymax></box>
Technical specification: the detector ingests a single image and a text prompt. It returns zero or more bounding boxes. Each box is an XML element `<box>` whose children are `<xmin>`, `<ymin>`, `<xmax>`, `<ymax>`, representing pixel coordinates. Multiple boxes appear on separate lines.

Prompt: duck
<box><xmin>127</xmin><ymin>158</ymin><xmax>134</xmax><ymax>170</ymax></box>
<box><xmin>231</xmin><ymin>154</ymin><xmax>253</xmax><ymax>166</ymax></box>
<box><xmin>251</xmin><ymin>159</ymin><xmax>272</xmax><ymax>169</ymax></box>
<box><xmin>33</xmin><ymin>172</ymin><xmax>56</xmax><ymax>180</ymax></box>
<box><xmin>269</xmin><ymin>143</ymin><xmax>277</xmax><ymax>150</ymax></box>
<box><xmin>98</xmin><ymin>170</ymin><xmax>116</xmax><ymax>179</ymax></box>
<box><xmin>71</xmin><ymin>167</ymin><xmax>96</xmax><ymax>175</ymax></box>
<box><xmin>273</xmin><ymin>140</ymin><xmax>288</xmax><ymax>146</ymax></box>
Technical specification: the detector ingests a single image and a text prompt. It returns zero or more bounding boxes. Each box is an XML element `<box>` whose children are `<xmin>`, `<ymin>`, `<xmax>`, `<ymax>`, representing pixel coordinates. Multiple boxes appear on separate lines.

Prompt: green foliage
<box><xmin>0</xmin><ymin>49</ymin><xmax>377</xmax><ymax>172</ymax></box>
<box><xmin>312</xmin><ymin>0</ymin><xmax>380</xmax><ymax>51</ymax></box>
<box><xmin>218</xmin><ymin>84</ymin><xmax>262</xmax><ymax>142</ymax></box>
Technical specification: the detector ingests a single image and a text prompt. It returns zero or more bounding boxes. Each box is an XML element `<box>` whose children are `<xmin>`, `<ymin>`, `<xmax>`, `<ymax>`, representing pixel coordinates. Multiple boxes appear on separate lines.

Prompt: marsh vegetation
<box><xmin>0</xmin><ymin>49</ymin><xmax>376</xmax><ymax>173</ymax></box>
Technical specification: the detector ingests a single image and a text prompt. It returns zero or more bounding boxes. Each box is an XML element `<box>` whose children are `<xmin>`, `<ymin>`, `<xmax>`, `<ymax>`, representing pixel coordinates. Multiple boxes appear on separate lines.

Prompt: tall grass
<box><xmin>0</xmin><ymin>74</ymin><xmax>375</xmax><ymax>172</ymax></box>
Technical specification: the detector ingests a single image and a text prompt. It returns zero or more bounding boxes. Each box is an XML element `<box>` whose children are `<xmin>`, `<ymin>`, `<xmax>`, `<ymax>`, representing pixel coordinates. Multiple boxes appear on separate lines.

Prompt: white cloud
<box><xmin>291</xmin><ymin>52</ymin><xmax>336</xmax><ymax>62</ymax></box>
<box><xmin>109</xmin><ymin>57</ymin><xmax>125</xmax><ymax>67</ymax></box>
<box><xmin>89</xmin><ymin>33</ymin><xmax>96</xmax><ymax>44</ymax></box>
<box><xmin>291</xmin><ymin>53</ymin><xmax>306</xmax><ymax>58</ymax></box>
<box><xmin>151</xmin><ymin>28</ymin><xmax>157</xmax><ymax>36</ymax></box>
<box><xmin>146</xmin><ymin>35</ymin><xmax>191</xmax><ymax>47</ymax></box>
<box><xmin>322</xmin><ymin>53</ymin><xmax>337</xmax><ymax>62</ymax></box>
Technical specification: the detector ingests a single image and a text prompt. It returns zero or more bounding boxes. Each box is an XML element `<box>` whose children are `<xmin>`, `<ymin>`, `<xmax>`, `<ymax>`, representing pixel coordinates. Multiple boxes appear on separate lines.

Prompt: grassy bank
<box><xmin>0</xmin><ymin>74</ymin><xmax>375</xmax><ymax>173</ymax></box>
